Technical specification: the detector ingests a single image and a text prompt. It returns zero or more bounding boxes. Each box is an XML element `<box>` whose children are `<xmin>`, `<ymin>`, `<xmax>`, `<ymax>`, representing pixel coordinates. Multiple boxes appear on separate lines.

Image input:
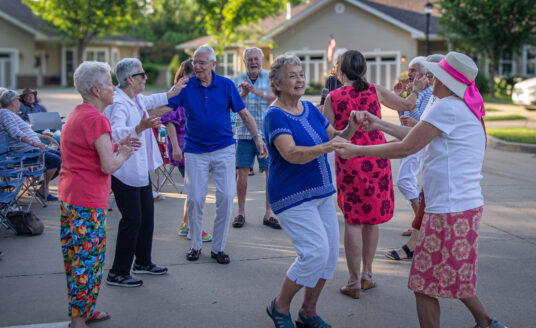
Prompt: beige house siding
<box><xmin>0</xmin><ymin>17</ymin><xmax>36</xmax><ymax>87</ymax></box>
<box><xmin>270</xmin><ymin>2</ymin><xmax>418</xmax><ymax>88</ymax></box>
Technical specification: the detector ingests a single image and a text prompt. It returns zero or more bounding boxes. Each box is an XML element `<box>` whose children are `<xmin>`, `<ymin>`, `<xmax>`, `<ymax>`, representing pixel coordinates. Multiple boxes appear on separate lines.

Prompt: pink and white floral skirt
<box><xmin>408</xmin><ymin>207</ymin><xmax>483</xmax><ymax>299</ymax></box>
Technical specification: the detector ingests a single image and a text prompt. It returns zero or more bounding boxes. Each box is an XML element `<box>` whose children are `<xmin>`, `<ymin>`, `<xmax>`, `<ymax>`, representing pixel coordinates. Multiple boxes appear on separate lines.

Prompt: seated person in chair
<box><xmin>19</xmin><ymin>88</ymin><xmax>48</xmax><ymax>122</ymax></box>
<box><xmin>0</xmin><ymin>90</ymin><xmax>61</xmax><ymax>201</ymax></box>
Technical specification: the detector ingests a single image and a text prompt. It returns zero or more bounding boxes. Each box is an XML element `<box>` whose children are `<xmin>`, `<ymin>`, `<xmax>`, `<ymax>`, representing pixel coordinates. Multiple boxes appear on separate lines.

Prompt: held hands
<box><xmin>327</xmin><ymin>136</ymin><xmax>350</xmax><ymax>152</ymax></box>
<box><xmin>137</xmin><ymin>112</ymin><xmax>161</xmax><ymax>133</ymax></box>
<box><xmin>352</xmin><ymin>111</ymin><xmax>381</xmax><ymax>132</ymax></box>
<box><xmin>332</xmin><ymin>141</ymin><xmax>358</xmax><ymax>159</ymax></box>
<box><xmin>168</xmin><ymin>76</ymin><xmax>189</xmax><ymax>98</ymax></box>
<box><xmin>347</xmin><ymin>111</ymin><xmax>360</xmax><ymax>133</ymax></box>
<box><xmin>400</xmin><ymin>115</ymin><xmax>418</xmax><ymax>127</ymax></box>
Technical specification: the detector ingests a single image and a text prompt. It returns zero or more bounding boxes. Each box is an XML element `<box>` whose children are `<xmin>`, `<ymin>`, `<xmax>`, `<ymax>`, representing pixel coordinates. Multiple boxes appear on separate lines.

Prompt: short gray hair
<box><xmin>73</xmin><ymin>61</ymin><xmax>111</xmax><ymax>99</ymax></box>
<box><xmin>409</xmin><ymin>56</ymin><xmax>427</xmax><ymax>73</ymax></box>
<box><xmin>243</xmin><ymin>47</ymin><xmax>264</xmax><ymax>61</ymax></box>
<box><xmin>115</xmin><ymin>58</ymin><xmax>142</xmax><ymax>88</ymax></box>
<box><xmin>269</xmin><ymin>55</ymin><xmax>302</xmax><ymax>97</ymax></box>
<box><xmin>0</xmin><ymin>90</ymin><xmax>18</xmax><ymax>108</ymax></box>
<box><xmin>426</xmin><ymin>54</ymin><xmax>444</xmax><ymax>63</ymax></box>
<box><xmin>193</xmin><ymin>46</ymin><xmax>216</xmax><ymax>62</ymax></box>
<box><xmin>0</xmin><ymin>87</ymin><xmax>7</xmax><ymax>98</ymax></box>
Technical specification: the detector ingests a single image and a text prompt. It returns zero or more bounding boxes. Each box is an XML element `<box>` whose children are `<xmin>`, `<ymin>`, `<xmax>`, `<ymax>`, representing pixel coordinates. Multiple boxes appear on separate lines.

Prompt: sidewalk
<box><xmin>1</xmin><ymin>90</ymin><xmax>535</xmax><ymax>327</ymax></box>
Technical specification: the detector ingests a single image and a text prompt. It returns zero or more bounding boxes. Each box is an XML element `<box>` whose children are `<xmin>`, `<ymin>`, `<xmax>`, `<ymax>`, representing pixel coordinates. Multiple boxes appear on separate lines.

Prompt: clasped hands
<box><xmin>331</xmin><ymin>110</ymin><xmax>382</xmax><ymax>159</ymax></box>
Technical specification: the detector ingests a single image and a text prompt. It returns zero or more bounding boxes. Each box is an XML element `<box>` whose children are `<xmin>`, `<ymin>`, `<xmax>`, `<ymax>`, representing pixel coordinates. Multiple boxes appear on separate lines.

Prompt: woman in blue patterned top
<box><xmin>263</xmin><ymin>55</ymin><xmax>359</xmax><ymax>328</ymax></box>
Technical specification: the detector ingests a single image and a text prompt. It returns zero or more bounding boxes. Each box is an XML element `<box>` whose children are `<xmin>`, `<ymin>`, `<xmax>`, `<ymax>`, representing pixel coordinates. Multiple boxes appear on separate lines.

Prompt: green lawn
<box><xmin>483</xmin><ymin>94</ymin><xmax>513</xmax><ymax>105</ymax></box>
<box><xmin>483</xmin><ymin>114</ymin><xmax>527</xmax><ymax>121</ymax></box>
<box><xmin>487</xmin><ymin>128</ymin><xmax>536</xmax><ymax>144</ymax></box>
<box><xmin>485</xmin><ymin>107</ymin><xmax>500</xmax><ymax>112</ymax></box>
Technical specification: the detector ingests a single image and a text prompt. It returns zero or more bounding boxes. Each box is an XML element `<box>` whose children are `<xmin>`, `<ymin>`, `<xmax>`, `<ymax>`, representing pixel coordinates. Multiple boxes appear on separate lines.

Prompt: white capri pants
<box><xmin>396</xmin><ymin>148</ymin><xmax>425</xmax><ymax>200</ymax></box>
<box><xmin>276</xmin><ymin>196</ymin><xmax>340</xmax><ymax>288</ymax></box>
<box><xmin>184</xmin><ymin>145</ymin><xmax>236</xmax><ymax>252</ymax></box>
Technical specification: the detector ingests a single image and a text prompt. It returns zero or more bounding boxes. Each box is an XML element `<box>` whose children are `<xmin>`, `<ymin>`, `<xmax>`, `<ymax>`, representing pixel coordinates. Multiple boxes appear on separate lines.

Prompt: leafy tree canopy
<box><xmin>437</xmin><ymin>0</ymin><xmax>536</xmax><ymax>94</ymax></box>
<box><xmin>24</xmin><ymin>0</ymin><xmax>146</xmax><ymax>65</ymax></box>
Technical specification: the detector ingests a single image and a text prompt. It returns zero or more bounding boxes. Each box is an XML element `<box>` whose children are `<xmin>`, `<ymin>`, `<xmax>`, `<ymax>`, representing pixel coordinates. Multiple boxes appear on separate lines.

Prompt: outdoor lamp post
<box><xmin>424</xmin><ymin>2</ymin><xmax>433</xmax><ymax>56</ymax></box>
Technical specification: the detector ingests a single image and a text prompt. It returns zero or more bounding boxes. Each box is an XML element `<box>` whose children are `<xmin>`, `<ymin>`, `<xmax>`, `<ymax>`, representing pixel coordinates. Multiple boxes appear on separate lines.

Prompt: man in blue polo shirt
<box><xmin>167</xmin><ymin>46</ymin><xmax>267</xmax><ymax>264</ymax></box>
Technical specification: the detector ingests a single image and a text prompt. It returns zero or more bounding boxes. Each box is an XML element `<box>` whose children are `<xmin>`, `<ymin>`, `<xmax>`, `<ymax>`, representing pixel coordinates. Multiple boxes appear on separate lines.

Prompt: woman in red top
<box><xmin>58</xmin><ymin>61</ymin><xmax>138</xmax><ymax>328</ymax></box>
<box><xmin>324</xmin><ymin>50</ymin><xmax>394</xmax><ymax>299</ymax></box>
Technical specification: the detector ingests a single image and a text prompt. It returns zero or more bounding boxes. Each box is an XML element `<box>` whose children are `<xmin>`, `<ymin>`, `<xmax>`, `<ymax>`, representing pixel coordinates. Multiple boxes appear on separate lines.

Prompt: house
<box><xmin>178</xmin><ymin>0</ymin><xmax>536</xmax><ymax>88</ymax></box>
<box><xmin>177</xmin><ymin>0</ymin><xmax>446</xmax><ymax>89</ymax></box>
<box><xmin>0</xmin><ymin>0</ymin><xmax>152</xmax><ymax>89</ymax></box>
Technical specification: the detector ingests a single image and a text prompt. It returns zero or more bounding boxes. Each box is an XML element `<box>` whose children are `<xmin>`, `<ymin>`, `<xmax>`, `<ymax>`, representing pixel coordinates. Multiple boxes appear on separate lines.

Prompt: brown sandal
<box><xmin>340</xmin><ymin>280</ymin><xmax>360</xmax><ymax>299</ymax></box>
<box><xmin>361</xmin><ymin>272</ymin><xmax>376</xmax><ymax>290</ymax></box>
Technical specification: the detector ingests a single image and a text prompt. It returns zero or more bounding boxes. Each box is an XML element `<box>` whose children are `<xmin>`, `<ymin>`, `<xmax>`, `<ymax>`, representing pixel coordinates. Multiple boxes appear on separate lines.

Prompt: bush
<box><xmin>304</xmin><ymin>82</ymin><xmax>323</xmax><ymax>95</ymax></box>
<box><xmin>494</xmin><ymin>75</ymin><xmax>525</xmax><ymax>97</ymax></box>
<box><xmin>168</xmin><ymin>55</ymin><xmax>181</xmax><ymax>85</ymax></box>
<box><xmin>475</xmin><ymin>71</ymin><xmax>491</xmax><ymax>95</ymax></box>
<box><xmin>142</xmin><ymin>62</ymin><xmax>163</xmax><ymax>85</ymax></box>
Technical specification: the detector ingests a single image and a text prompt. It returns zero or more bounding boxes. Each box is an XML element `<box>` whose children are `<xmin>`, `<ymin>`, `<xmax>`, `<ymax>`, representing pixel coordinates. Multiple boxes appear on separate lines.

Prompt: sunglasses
<box><xmin>131</xmin><ymin>72</ymin><xmax>146</xmax><ymax>79</ymax></box>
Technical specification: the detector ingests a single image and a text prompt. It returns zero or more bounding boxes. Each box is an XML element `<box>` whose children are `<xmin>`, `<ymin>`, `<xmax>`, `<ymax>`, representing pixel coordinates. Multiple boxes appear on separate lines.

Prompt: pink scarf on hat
<box><xmin>439</xmin><ymin>59</ymin><xmax>486</xmax><ymax>120</ymax></box>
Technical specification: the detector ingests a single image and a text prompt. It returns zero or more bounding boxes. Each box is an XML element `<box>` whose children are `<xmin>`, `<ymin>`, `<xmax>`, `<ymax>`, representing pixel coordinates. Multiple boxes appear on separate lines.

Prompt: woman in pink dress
<box><xmin>324</xmin><ymin>50</ymin><xmax>394</xmax><ymax>299</ymax></box>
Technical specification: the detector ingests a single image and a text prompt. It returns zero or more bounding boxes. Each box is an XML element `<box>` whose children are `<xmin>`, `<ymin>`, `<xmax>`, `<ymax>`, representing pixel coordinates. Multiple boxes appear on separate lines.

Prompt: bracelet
<box><xmin>252</xmin><ymin>133</ymin><xmax>262</xmax><ymax>140</ymax></box>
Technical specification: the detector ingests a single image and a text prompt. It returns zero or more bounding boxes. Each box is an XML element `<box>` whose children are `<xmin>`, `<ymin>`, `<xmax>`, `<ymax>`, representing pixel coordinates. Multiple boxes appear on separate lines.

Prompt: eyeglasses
<box><xmin>131</xmin><ymin>72</ymin><xmax>146</xmax><ymax>79</ymax></box>
<box><xmin>193</xmin><ymin>61</ymin><xmax>210</xmax><ymax>66</ymax></box>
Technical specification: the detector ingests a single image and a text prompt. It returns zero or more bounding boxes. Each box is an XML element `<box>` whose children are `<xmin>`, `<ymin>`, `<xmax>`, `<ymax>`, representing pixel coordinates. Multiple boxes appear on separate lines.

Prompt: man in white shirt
<box><xmin>104</xmin><ymin>58</ymin><xmax>181</xmax><ymax>288</ymax></box>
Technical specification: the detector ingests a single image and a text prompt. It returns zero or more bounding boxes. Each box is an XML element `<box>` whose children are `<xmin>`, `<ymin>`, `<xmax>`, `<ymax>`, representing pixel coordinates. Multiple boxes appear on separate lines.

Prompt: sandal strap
<box><xmin>401</xmin><ymin>244</ymin><xmax>414</xmax><ymax>257</ymax></box>
<box><xmin>298</xmin><ymin>312</ymin><xmax>331</xmax><ymax>328</ymax></box>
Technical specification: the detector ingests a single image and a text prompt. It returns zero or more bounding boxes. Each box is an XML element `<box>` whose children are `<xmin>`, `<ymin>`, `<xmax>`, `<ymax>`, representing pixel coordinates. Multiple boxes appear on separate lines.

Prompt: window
<box><xmin>215</xmin><ymin>51</ymin><xmax>236</xmax><ymax>78</ymax></box>
<box><xmin>524</xmin><ymin>45</ymin><xmax>536</xmax><ymax>76</ymax></box>
<box><xmin>290</xmin><ymin>51</ymin><xmax>327</xmax><ymax>87</ymax></box>
<box><xmin>498</xmin><ymin>52</ymin><xmax>515</xmax><ymax>76</ymax></box>
<box><xmin>85</xmin><ymin>49</ymin><xmax>108</xmax><ymax>63</ymax></box>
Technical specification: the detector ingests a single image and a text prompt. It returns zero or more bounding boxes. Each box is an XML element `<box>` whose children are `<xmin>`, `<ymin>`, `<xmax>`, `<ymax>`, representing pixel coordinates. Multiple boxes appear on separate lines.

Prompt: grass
<box><xmin>482</xmin><ymin>94</ymin><xmax>513</xmax><ymax>104</ymax></box>
<box><xmin>485</xmin><ymin>107</ymin><xmax>500</xmax><ymax>112</ymax></box>
<box><xmin>487</xmin><ymin>128</ymin><xmax>536</xmax><ymax>144</ymax></box>
<box><xmin>483</xmin><ymin>114</ymin><xmax>527</xmax><ymax>121</ymax></box>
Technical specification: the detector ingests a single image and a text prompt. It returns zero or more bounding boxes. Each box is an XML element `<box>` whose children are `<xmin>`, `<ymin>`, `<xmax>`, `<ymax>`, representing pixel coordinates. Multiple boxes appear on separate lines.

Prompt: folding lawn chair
<box><xmin>28</xmin><ymin>112</ymin><xmax>63</xmax><ymax>132</ymax></box>
<box><xmin>0</xmin><ymin>164</ymin><xmax>25</xmax><ymax>234</ymax></box>
<box><xmin>152</xmin><ymin>127</ymin><xmax>182</xmax><ymax>195</ymax></box>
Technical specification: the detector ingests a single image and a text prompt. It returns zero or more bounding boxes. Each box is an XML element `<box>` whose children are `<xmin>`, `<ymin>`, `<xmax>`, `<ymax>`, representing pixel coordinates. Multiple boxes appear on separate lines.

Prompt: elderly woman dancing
<box><xmin>333</xmin><ymin>51</ymin><xmax>507</xmax><ymax>328</ymax></box>
<box><xmin>58</xmin><ymin>61</ymin><xmax>138</xmax><ymax>328</ymax></box>
<box><xmin>323</xmin><ymin>50</ymin><xmax>394</xmax><ymax>298</ymax></box>
<box><xmin>263</xmin><ymin>55</ymin><xmax>358</xmax><ymax>328</ymax></box>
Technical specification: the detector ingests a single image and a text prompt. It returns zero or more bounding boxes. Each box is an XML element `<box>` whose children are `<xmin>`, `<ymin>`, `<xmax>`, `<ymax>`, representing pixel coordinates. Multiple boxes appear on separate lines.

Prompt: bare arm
<box><xmin>273</xmin><ymin>133</ymin><xmax>342</xmax><ymax>165</ymax></box>
<box><xmin>334</xmin><ymin>121</ymin><xmax>441</xmax><ymax>159</ymax></box>
<box><xmin>323</xmin><ymin>95</ymin><xmax>360</xmax><ymax>140</ymax></box>
<box><xmin>94</xmin><ymin>133</ymin><xmax>133</xmax><ymax>175</ymax></box>
<box><xmin>237</xmin><ymin>108</ymin><xmax>268</xmax><ymax>158</ymax></box>
<box><xmin>148</xmin><ymin>106</ymin><xmax>173</xmax><ymax>117</ymax></box>
<box><xmin>166</xmin><ymin>122</ymin><xmax>183</xmax><ymax>162</ymax></box>
<box><xmin>375</xmin><ymin>84</ymin><xmax>417</xmax><ymax>112</ymax></box>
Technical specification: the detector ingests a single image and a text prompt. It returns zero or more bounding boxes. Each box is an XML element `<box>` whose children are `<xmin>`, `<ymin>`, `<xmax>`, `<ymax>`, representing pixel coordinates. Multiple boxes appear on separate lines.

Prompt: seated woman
<box><xmin>19</xmin><ymin>88</ymin><xmax>48</xmax><ymax>122</ymax></box>
<box><xmin>0</xmin><ymin>90</ymin><xmax>61</xmax><ymax>201</ymax></box>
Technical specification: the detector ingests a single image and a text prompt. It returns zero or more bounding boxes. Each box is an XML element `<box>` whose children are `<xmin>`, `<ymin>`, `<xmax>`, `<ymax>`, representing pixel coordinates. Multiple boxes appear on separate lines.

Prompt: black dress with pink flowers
<box><xmin>330</xmin><ymin>84</ymin><xmax>394</xmax><ymax>225</ymax></box>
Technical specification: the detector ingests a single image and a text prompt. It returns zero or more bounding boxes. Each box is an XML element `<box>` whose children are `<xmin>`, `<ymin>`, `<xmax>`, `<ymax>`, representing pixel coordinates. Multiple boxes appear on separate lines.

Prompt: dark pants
<box><xmin>110</xmin><ymin>176</ymin><xmax>154</xmax><ymax>276</ymax></box>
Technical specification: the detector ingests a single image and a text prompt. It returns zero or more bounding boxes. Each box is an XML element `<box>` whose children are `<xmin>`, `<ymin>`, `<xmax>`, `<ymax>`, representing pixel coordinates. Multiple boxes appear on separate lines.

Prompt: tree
<box><xmin>197</xmin><ymin>0</ymin><xmax>303</xmax><ymax>55</ymax></box>
<box><xmin>436</xmin><ymin>0</ymin><xmax>536</xmax><ymax>94</ymax></box>
<box><xmin>24</xmin><ymin>0</ymin><xmax>145</xmax><ymax>66</ymax></box>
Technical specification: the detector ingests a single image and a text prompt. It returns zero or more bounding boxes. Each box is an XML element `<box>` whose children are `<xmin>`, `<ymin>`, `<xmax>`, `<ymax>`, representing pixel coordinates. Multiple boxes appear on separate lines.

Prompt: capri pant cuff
<box><xmin>277</xmin><ymin>196</ymin><xmax>339</xmax><ymax>288</ymax></box>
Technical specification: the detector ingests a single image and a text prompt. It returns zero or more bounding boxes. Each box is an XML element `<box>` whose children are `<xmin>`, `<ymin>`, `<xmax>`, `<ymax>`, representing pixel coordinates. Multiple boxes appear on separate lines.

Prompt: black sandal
<box><xmin>186</xmin><ymin>248</ymin><xmax>201</xmax><ymax>261</ymax></box>
<box><xmin>385</xmin><ymin>244</ymin><xmax>414</xmax><ymax>261</ymax></box>
<box><xmin>263</xmin><ymin>216</ymin><xmax>282</xmax><ymax>229</ymax></box>
<box><xmin>211</xmin><ymin>251</ymin><xmax>230</xmax><ymax>264</ymax></box>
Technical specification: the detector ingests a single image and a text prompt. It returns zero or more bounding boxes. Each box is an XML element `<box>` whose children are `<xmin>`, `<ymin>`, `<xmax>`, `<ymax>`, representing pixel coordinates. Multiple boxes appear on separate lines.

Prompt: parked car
<box><xmin>512</xmin><ymin>77</ymin><xmax>536</xmax><ymax>110</ymax></box>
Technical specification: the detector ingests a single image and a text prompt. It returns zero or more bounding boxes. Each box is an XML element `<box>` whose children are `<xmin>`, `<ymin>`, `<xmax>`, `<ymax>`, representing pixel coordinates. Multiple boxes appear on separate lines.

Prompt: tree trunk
<box><xmin>76</xmin><ymin>38</ymin><xmax>88</xmax><ymax>67</ymax></box>
<box><xmin>488</xmin><ymin>53</ymin><xmax>496</xmax><ymax>96</ymax></box>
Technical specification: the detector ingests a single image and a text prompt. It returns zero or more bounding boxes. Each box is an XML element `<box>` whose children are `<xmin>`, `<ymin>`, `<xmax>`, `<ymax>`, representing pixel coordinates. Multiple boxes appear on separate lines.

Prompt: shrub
<box><xmin>142</xmin><ymin>62</ymin><xmax>163</xmax><ymax>85</ymax></box>
<box><xmin>475</xmin><ymin>71</ymin><xmax>491</xmax><ymax>95</ymax></box>
<box><xmin>304</xmin><ymin>82</ymin><xmax>323</xmax><ymax>95</ymax></box>
<box><xmin>494</xmin><ymin>75</ymin><xmax>525</xmax><ymax>96</ymax></box>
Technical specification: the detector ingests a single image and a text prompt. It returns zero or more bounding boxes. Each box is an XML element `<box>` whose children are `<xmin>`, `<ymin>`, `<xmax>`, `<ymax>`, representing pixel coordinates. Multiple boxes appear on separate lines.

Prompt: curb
<box><xmin>487</xmin><ymin>135</ymin><xmax>536</xmax><ymax>153</ymax></box>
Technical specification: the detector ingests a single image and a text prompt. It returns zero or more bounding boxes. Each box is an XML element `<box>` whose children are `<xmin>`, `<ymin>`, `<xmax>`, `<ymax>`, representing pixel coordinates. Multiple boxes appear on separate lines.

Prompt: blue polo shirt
<box><xmin>167</xmin><ymin>71</ymin><xmax>245</xmax><ymax>153</ymax></box>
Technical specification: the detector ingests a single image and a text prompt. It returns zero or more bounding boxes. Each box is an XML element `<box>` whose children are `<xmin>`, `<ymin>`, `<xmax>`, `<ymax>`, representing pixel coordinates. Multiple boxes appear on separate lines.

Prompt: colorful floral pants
<box><xmin>60</xmin><ymin>202</ymin><xmax>106</xmax><ymax>318</ymax></box>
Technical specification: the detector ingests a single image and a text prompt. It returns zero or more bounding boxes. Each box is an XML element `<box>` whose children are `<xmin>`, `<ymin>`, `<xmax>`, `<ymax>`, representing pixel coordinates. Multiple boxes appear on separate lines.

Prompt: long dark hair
<box><xmin>174</xmin><ymin>59</ymin><xmax>194</xmax><ymax>84</ymax></box>
<box><xmin>339</xmin><ymin>50</ymin><xmax>369</xmax><ymax>92</ymax></box>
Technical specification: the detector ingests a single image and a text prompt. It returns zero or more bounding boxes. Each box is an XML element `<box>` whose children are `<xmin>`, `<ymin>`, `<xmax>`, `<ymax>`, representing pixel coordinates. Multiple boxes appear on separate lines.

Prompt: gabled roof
<box><xmin>0</xmin><ymin>0</ymin><xmax>151</xmax><ymax>46</ymax></box>
<box><xmin>177</xmin><ymin>0</ymin><xmax>442</xmax><ymax>50</ymax></box>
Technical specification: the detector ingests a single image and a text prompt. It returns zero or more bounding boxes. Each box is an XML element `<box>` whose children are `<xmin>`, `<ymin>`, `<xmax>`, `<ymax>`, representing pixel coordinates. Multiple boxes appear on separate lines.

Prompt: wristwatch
<box><xmin>253</xmin><ymin>133</ymin><xmax>262</xmax><ymax>140</ymax></box>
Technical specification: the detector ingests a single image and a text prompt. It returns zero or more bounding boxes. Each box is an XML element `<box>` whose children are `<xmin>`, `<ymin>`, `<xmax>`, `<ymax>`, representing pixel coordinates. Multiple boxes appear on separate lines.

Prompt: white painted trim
<box><xmin>0</xmin><ymin>47</ymin><xmax>19</xmax><ymax>89</ymax></box>
<box><xmin>35</xmin><ymin>49</ymin><xmax>46</xmax><ymax>87</ymax></box>
<box><xmin>84</xmin><ymin>47</ymin><xmax>110</xmax><ymax>63</ymax></box>
<box><xmin>286</xmin><ymin>49</ymin><xmax>328</xmax><ymax>87</ymax></box>
<box><xmin>522</xmin><ymin>45</ymin><xmax>536</xmax><ymax>76</ymax></box>
<box><xmin>0</xmin><ymin>10</ymin><xmax>49</xmax><ymax>40</ymax></box>
<box><xmin>111</xmin><ymin>47</ymin><xmax>120</xmax><ymax>68</ymax></box>
<box><xmin>61</xmin><ymin>46</ymin><xmax>75</xmax><ymax>87</ymax></box>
